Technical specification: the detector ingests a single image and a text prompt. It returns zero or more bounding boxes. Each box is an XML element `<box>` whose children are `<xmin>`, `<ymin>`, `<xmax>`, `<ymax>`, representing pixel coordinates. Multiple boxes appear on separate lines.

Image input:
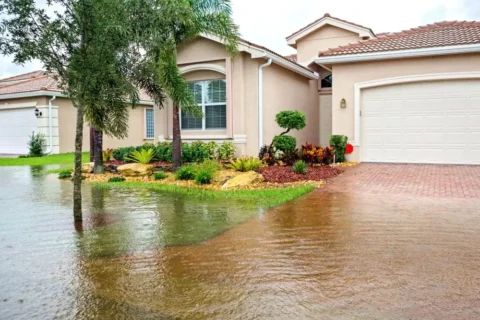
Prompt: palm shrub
<box><xmin>127</xmin><ymin>148</ymin><xmax>156</xmax><ymax>164</ymax></box>
<box><xmin>195</xmin><ymin>170</ymin><xmax>213</xmax><ymax>185</ymax></box>
<box><xmin>329</xmin><ymin>135</ymin><xmax>348</xmax><ymax>162</ymax></box>
<box><xmin>102</xmin><ymin>148</ymin><xmax>114</xmax><ymax>162</ymax></box>
<box><xmin>153</xmin><ymin>172</ymin><xmax>168</xmax><ymax>180</ymax></box>
<box><xmin>217</xmin><ymin>142</ymin><xmax>236</xmax><ymax>160</ymax></box>
<box><xmin>175</xmin><ymin>165</ymin><xmax>196</xmax><ymax>180</ymax></box>
<box><xmin>228</xmin><ymin>157</ymin><xmax>263</xmax><ymax>172</ymax></box>
<box><xmin>292</xmin><ymin>161</ymin><xmax>308</xmax><ymax>174</ymax></box>
<box><xmin>27</xmin><ymin>133</ymin><xmax>46</xmax><ymax>157</ymax></box>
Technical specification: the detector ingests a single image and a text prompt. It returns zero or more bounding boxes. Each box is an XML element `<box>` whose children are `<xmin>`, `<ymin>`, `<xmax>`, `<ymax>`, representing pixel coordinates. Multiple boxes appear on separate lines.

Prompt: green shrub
<box><xmin>273</xmin><ymin>135</ymin><xmax>297</xmax><ymax>153</ymax></box>
<box><xmin>275</xmin><ymin>110</ymin><xmax>306</xmax><ymax>133</ymax></box>
<box><xmin>195</xmin><ymin>170</ymin><xmax>213</xmax><ymax>185</ymax></box>
<box><xmin>28</xmin><ymin>133</ymin><xmax>46</xmax><ymax>157</ymax></box>
<box><xmin>154</xmin><ymin>142</ymin><xmax>173</xmax><ymax>162</ymax></box>
<box><xmin>182</xmin><ymin>141</ymin><xmax>211</xmax><ymax>163</ymax></box>
<box><xmin>103</xmin><ymin>148</ymin><xmax>114</xmax><ymax>162</ymax></box>
<box><xmin>153</xmin><ymin>172</ymin><xmax>168</xmax><ymax>180</ymax></box>
<box><xmin>217</xmin><ymin>142</ymin><xmax>236</xmax><ymax>160</ymax></box>
<box><xmin>127</xmin><ymin>148</ymin><xmax>156</xmax><ymax>164</ymax></box>
<box><xmin>113</xmin><ymin>146</ymin><xmax>136</xmax><ymax>162</ymax></box>
<box><xmin>329</xmin><ymin>135</ymin><xmax>348</xmax><ymax>163</ymax></box>
<box><xmin>196</xmin><ymin>159</ymin><xmax>221</xmax><ymax>174</ymax></box>
<box><xmin>58</xmin><ymin>169</ymin><xmax>72</xmax><ymax>179</ymax></box>
<box><xmin>228</xmin><ymin>157</ymin><xmax>263</xmax><ymax>172</ymax></box>
<box><xmin>292</xmin><ymin>160</ymin><xmax>308</xmax><ymax>174</ymax></box>
<box><xmin>108</xmin><ymin>177</ymin><xmax>126</xmax><ymax>183</ymax></box>
<box><xmin>206</xmin><ymin>141</ymin><xmax>218</xmax><ymax>159</ymax></box>
<box><xmin>175</xmin><ymin>165</ymin><xmax>196</xmax><ymax>180</ymax></box>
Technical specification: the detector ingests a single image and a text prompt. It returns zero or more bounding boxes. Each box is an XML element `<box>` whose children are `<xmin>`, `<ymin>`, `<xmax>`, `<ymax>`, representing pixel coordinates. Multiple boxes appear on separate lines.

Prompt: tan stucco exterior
<box><xmin>295</xmin><ymin>25</ymin><xmax>361</xmax><ymax>63</ymax></box>
<box><xmin>331</xmin><ymin>53</ymin><xmax>480</xmax><ymax>161</ymax></box>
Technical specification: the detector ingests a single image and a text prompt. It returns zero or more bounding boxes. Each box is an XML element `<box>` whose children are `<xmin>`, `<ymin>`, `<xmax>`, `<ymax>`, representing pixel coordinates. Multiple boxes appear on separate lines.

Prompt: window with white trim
<box><xmin>181</xmin><ymin>79</ymin><xmax>227</xmax><ymax>130</ymax></box>
<box><xmin>145</xmin><ymin>108</ymin><xmax>155</xmax><ymax>139</ymax></box>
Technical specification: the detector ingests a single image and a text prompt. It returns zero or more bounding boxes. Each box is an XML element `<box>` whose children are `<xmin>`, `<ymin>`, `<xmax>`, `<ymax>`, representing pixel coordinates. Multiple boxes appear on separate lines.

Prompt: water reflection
<box><xmin>1</xmin><ymin>167</ymin><xmax>480</xmax><ymax>319</ymax></box>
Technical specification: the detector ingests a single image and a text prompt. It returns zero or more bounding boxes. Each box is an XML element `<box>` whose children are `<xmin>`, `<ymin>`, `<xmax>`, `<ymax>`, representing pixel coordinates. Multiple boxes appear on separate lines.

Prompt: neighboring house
<box><xmin>1</xmin><ymin>13</ymin><xmax>480</xmax><ymax>165</ymax></box>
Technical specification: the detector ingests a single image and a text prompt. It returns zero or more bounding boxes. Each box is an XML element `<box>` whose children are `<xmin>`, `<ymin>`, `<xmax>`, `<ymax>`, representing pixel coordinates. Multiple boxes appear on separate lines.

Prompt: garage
<box><xmin>361</xmin><ymin>79</ymin><xmax>480</xmax><ymax>164</ymax></box>
<box><xmin>0</xmin><ymin>108</ymin><xmax>37</xmax><ymax>155</ymax></box>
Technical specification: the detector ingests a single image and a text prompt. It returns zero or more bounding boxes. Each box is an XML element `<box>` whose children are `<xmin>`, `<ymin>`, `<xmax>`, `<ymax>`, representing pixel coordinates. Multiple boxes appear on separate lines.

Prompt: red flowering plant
<box><xmin>345</xmin><ymin>143</ymin><xmax>354</xmax><ymax>155</ymax></box>
<box><xmin>301</xmin><ymin>142</ymin><xmax>324</xmax><ymax>165</ymax></box>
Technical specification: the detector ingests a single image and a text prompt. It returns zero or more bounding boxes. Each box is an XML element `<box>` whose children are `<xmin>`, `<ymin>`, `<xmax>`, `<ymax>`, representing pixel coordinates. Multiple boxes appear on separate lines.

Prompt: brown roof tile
<box><xmin>284</xmin><ymin>54</ymin><xmax>298</xmax><ymax>62</ymax></box>
<box><xmin>287</xmin><ymin>13</ymin><xmax>373</xmax><ymax>39</ymax></box>
<box><xmin>319</xmin><ymin>21</ymin><xmax>480</xmax><ymax>56</ymax></box>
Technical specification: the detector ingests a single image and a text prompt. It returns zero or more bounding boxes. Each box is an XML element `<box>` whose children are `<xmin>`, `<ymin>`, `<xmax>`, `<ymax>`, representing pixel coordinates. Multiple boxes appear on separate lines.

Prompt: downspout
<box><xmin>258</xmin><ymin>58</ymin><xmax>272</xmax><ymax>150</ymax></box>
<box><xmin>45</xmin><ymin>96</ymin><xmax>56</xmax><ymax>154</ymax></box>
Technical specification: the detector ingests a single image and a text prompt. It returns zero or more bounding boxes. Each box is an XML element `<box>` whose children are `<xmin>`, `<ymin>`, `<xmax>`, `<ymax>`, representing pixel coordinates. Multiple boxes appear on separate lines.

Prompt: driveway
<box><xmin>326</xmin><ymin>163</ymin><xmax>480</xmax><ymax>199</ymax></box>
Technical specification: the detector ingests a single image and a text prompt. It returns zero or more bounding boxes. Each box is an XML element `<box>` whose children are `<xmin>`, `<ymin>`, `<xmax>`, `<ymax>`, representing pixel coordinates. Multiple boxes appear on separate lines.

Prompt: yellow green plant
<box><xmin>127</xmin><ymin>148</ymin><xmax>156</xmax><ymax>164</ymax></box>
<box><xmin>227</xmin><ymin>157</ymin><xmax>263</xmax><ymax>172</ymax></box>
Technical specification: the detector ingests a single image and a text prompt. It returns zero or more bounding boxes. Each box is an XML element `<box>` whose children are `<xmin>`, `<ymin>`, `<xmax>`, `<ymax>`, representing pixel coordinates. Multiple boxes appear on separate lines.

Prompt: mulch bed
<box><xmin>258</xmin><ymin>165</ymin><xmax>343</xmax><ymax>183</ymax></box>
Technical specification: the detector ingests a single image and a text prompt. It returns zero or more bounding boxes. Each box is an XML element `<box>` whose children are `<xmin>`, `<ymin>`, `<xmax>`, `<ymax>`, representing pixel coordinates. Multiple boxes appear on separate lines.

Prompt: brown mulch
<box><xmin>258</xmin><ymin>165</ymin><xmax>343</xmax><ymax>183</ymax></box>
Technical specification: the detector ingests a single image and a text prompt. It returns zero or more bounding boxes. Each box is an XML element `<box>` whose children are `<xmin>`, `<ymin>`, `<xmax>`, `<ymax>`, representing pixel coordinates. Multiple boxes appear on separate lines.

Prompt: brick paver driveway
<box><xmin>326</xmin><ymin>163</ymin><xmax>480</xmax><ymax>199</ymax></box>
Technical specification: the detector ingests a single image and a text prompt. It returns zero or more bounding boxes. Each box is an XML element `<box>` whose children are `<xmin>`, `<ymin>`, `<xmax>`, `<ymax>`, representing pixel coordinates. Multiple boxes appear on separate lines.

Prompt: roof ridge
<box><xmin>0</xmin><ymin>70</ymin><xmax>47</xmax><ymax>82</ymax></box>
<box><xmin>0</xmin><ymin>75</ymin><xmax>50</xmax><ymax>90</ymax></box>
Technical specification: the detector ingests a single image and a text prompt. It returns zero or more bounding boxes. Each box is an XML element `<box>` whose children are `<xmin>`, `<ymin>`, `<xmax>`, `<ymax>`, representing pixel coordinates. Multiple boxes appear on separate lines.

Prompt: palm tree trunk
<box><xmin>172</xmin><ymin>104</ymin><xmax>182</xmax><ymax>171</ymax></box>
<box><xmin>89</xmin><ymin>126</ymin><xmax>95</xmax><ymax>162</ymax></box>
<box><xmin>73</xmin><ymin>101</ymin><xmax>85</xmax><ymax>222</ymax></box>
<box><xmin>92</xmin><ymin>128</ymin><xmax>104</xmax><ymax>174</ymax></box>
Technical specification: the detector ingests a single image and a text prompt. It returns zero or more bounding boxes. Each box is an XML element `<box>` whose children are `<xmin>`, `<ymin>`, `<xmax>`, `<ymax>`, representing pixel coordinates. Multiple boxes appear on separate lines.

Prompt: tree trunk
<box><xmin>92</xmin><ymin>128</ymin><xmax>104</xmax><ymax>174</ymax></box>
<box><xmin>89</xmin><ymin>126</ymin><xmax>95</xmax><ymax>162</ymax></box>
<box><xmin>73</xmin><ymin>102</ymin><xmax>85</xmax><ymax>222</ymax></box>
<box><xmin>172</xmin><ymin>104</ymin><xmax>182</xmax><ymax>171</ymax></box>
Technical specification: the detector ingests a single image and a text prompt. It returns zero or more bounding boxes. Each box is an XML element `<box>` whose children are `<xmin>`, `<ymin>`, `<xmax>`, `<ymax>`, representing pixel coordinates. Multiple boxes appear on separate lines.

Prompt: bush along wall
<box><xmin>329</xmin><ymin>135</ymin><xmax>348</xmax><ymax>163</ymax></box>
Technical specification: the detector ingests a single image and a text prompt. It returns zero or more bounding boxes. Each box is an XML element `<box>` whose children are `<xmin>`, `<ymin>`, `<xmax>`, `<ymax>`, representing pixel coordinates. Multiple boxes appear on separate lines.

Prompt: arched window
<box><xmin>321</xmin><ymin>74</ymin><xmax>332</xmax><ymax>88</ymax></box>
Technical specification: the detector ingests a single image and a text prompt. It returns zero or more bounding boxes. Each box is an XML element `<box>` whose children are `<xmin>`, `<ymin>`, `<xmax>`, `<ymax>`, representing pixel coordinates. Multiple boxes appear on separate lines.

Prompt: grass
<box><xmin>92</xmin><ymin>181</ymin><xmax>316</xmax><ymax>210</ymax></box>
<box><xmin>0</xmin><ymin>152</ymin><xmax>89</xmax><ymax>167</ymax></box>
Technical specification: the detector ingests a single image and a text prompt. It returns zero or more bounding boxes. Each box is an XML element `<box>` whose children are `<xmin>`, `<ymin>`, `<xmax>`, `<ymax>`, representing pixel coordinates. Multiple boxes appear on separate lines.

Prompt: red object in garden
<box><xmin>345</xmin><ymin>143</ymin><xmax>354</xmax><ymax>154</ymax></box>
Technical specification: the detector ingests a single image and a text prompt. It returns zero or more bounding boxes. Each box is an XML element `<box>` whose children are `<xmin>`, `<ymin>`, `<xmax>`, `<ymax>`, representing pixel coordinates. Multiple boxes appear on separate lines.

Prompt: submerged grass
<box><xmin>93</xmin><ymin>181</ymin><xmax>316</xmax><ymax>210</ymax></box>
<box><xmin>0</xmin><ymin>152</ymin><xmax>89</xmax><ymax>166</ymax></box>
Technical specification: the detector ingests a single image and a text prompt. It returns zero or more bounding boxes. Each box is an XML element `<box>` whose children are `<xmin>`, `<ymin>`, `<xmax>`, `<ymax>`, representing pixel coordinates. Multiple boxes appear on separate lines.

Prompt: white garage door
<box><xmin>0</xmin><ymin>108</ymin><xmax>37</xmax><ymax>154</ymax></box>
<box><xmin>361</xmin><ymin>79</ymin><xmax>480</xmax><ymax>164</ymax></box>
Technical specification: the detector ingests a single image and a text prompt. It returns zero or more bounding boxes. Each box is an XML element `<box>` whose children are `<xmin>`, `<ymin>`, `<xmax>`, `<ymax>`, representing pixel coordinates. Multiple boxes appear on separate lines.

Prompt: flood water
<box><xmin>1</xmin><ymin>166</ymin><xmax>479</xmax><ymax>319</ymax></box>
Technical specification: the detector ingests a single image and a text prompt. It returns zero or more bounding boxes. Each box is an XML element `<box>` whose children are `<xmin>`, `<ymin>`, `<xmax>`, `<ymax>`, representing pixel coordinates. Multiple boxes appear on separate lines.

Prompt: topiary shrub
<box><xmin>195</xmin><ymin>170</ymin><xmax>213</xmax><ymax>185</ymax></box>
<box><xmin>329</xmin><ymin>135</ymin><xmax>348</xmax><ymax>163</ymax></box>
<box><xmin>273</xmin><ymin>135</ymin><xmax>297</xmax><ymax>153</ymax></box>
<box><xmin>153</xmin><ymin>172</ymin><xmax>168</xmax><ymax>180</ymax></box>
<box><xmin>292</xmin><ymin>160</ymin><xmax>308</xmax><ymax>174</ymax></box>
<box><xmin>28</xmin><ymin>133</ymin><xmax>46</xmax><ymax>157</ymax></box>
<box><xmin>275</xmin><ymin>110</ymin><xmax>306</xmax><ymax>135</ymax></box>
<box><xmin>108</xmin><ymin>177</ymin><xmax>126</xmax><ymax>183</ymax></box>
<box><xmin>175</xmin><ymin>165</ymin><xmax>196</xmax><ymax>180</ymax></box>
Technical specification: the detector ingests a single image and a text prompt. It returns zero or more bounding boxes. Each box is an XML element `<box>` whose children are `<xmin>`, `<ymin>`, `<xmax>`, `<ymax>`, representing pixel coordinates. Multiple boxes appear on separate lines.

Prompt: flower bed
<box><xmin>258</xmin><ymin>165</ymin><xmax>343</xmax><ymax>183</ymax></box>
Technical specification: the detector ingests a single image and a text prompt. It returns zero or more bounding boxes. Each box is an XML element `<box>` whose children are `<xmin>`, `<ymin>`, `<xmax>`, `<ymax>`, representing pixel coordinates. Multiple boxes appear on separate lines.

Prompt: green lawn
<box><xmin>93</xmin><ymin>181</ymin><xmax>316</xmax><ymax>210</ymax></box>
<box><xmin>0</xmin><ymin>152</ymin><xmax>89</xmax><ymax>166</ymax></box>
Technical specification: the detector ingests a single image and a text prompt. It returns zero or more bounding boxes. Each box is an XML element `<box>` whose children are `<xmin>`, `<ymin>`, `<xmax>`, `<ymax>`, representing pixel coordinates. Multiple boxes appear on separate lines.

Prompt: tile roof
<box><xmin>284</xmin><ymin>54</ymin><xmax>298</xmax><ymax>62</ymax></box>
<box><xmin>0</xmin><ymin>71</ymin><xmax>153</xmax><ymax>102</ymax></box>
<box><xmin>319</xmin><ymin>21</ymin><xmax>480</xmax><ymax>56</ymax></box>
<box><xmin>287</xmin><ymin>13</ymin><xmax>373</xmax><ymax>39</ymax></box>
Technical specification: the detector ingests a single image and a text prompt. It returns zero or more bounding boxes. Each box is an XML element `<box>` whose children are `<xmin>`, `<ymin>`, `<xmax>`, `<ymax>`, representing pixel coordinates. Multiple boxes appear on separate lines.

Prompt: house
<box><xmin>1</xmin><ymin>13</ymin><xmax>479</xmax><ymax>165</ymax></box>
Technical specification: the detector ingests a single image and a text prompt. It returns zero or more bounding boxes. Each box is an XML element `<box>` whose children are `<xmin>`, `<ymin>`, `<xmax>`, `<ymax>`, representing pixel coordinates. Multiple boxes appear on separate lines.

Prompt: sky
<box><xmin>1</xmin><ymin>0</ymin><xmax>480</xmax><ymax>79</ymax></box>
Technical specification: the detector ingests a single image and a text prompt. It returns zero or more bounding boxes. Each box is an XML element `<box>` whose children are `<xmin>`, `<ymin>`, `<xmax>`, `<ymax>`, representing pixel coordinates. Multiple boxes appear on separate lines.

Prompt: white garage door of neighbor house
<box><xmin>0</xmin><ymin>108</ymin><xmax>37</xmax><ymax>155</ymax></box>
<box><xmin>361</xmin><ymin>79</ymin><xmax>480</xmax><ymax>165</ymax></box>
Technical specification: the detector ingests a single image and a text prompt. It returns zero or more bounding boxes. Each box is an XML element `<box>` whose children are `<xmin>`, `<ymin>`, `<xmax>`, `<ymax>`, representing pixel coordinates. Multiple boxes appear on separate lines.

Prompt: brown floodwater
<box><xmin>1</xmin><ymin>166</ymin><xmax>479</xmax><ymax>319</ymax></box>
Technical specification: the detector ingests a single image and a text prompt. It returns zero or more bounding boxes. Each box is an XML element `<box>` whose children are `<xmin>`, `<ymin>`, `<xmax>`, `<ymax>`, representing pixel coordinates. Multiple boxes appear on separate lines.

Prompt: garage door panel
<box><xmin>0</xmin><ymin>108</ymin><xmax>37</xmax><ymax>154</ymax></box>
<box><xmin>361</xmin><ymin>79</ymin><xmax>480</xmax><ymax>165</ymax></box>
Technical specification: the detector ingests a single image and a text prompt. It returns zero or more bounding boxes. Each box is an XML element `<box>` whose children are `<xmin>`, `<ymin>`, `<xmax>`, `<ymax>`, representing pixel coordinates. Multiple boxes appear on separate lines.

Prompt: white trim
<box><xmin>164</xmin><ymin>134</ymin><xmax>247</xmax><ymax>144</ymax></box>
<box><xmin>0</xmin><ymin>101</ymin><xmax>37</xmax><ymax>110</ymax></box>
<box><xmin>352</xmin><ymin>72</ymin><xmax>480</xmax><ymax>146</ymax></box>
<box><xmin>315</xmin><ymin>43</ymin><xmax>480</xmax><ymax>65</ymax></box>
<box><xmin>200</xmin><ymin>33</ymin><xmax>318</xmax><ymax>80</ymax></box>
<box><xmin>144</xmin><ymin>107</ymin><xmax>155</xmax><ymax>139</ymax></box>
<box><xmin>287</xmin><ymin>17</ymin><xmax>374</xmax><ymax>47</ymax></box>
<box><xmin>179</xmin><ymin>63</ymin><xmax>226</xmax><ymax>75</ymax></box>
<box><xmin>258</xmin><ymin>58</ymin><xmax>272</xmax><ymax>150</ymax></box>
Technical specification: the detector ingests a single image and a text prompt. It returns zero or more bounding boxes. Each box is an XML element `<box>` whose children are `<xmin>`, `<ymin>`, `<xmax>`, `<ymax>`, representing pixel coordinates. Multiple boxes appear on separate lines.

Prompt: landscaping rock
<box><xmin>222</xmin><ymin>171</ymin><xmax>264</xmax><ymax>190</ymax></box>
<box><xmin>118</xmin><ymin>163</ymin><xmax>153</xmax><ymax>177</ymax></box>
<box><xmin>81</xmin><ymin>162</ymin><xmax>94</xmax><ymax>174</ymax></box>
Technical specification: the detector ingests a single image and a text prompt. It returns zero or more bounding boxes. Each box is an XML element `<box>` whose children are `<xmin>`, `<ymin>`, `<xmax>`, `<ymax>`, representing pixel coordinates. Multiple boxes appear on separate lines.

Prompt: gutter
<box><xmin>45</xmin><ymin>96</ymin><xmax>56</xmax><ymax>155</ymax></box>
<box><xmin>258</xmin><ymin>58</ymin><xmax>273</xmax><ymax>150</ymax></box>
<box><xmin>314</xmin><ymin>43</ymin><xmax>480</xmax><ymax>65</ymax></box>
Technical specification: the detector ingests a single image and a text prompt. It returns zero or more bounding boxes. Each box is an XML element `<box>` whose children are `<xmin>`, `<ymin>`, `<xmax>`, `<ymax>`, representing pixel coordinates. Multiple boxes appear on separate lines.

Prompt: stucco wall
<box><xmin>332</xmin><ymin>53</ymin><xmax>480</xmax><ymax>161</ymax></box>
<box><xmin>177</xmin><ymin>37</ymin><xmax>228</xmax><ymax>64</ymax></box>
<box><xmin>57</xmin><ymin>97</ymin><xmax>153</xmax><ymax>153</ymax></box>
<box><xmin>262</xmin><ymin>63</ymin><xmax>318</xmax><ymax>149</ymax></box>
<box><xmin>296</xmin><ymin>25</ymin><xmax>361</xmax><ymax>63</ymax></box>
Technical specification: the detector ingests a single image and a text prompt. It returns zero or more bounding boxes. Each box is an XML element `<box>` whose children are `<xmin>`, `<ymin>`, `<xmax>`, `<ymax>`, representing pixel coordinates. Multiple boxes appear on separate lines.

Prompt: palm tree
<box><xmin>128</xmin><ymin>0</ymin><xmax>239</xmax><ymax>170</ymax></box>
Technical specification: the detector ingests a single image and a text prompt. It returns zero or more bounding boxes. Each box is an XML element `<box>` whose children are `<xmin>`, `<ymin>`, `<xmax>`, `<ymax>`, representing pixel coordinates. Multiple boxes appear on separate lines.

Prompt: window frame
<box><xmin>144</xmin><ymin>108</ymin><xmax>155</xmax><ymax>139</ymax></box>
<box><xmin>180</xmin><ymin>79</ymin><xmax>227</xmax><ymax>131</ymax></box>
<box><xmin>321</xmin><ymin>74</ymin><xmax>333</xmax><ymax>89</ymax></box>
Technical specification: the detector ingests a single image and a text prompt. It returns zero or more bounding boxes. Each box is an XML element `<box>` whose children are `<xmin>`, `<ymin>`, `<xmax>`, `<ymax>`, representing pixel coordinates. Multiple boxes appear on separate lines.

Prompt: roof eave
<box><xmin>314</xmin><ymin>43</ymin><xmax>480</xmax><ymax>65</ymax></box>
